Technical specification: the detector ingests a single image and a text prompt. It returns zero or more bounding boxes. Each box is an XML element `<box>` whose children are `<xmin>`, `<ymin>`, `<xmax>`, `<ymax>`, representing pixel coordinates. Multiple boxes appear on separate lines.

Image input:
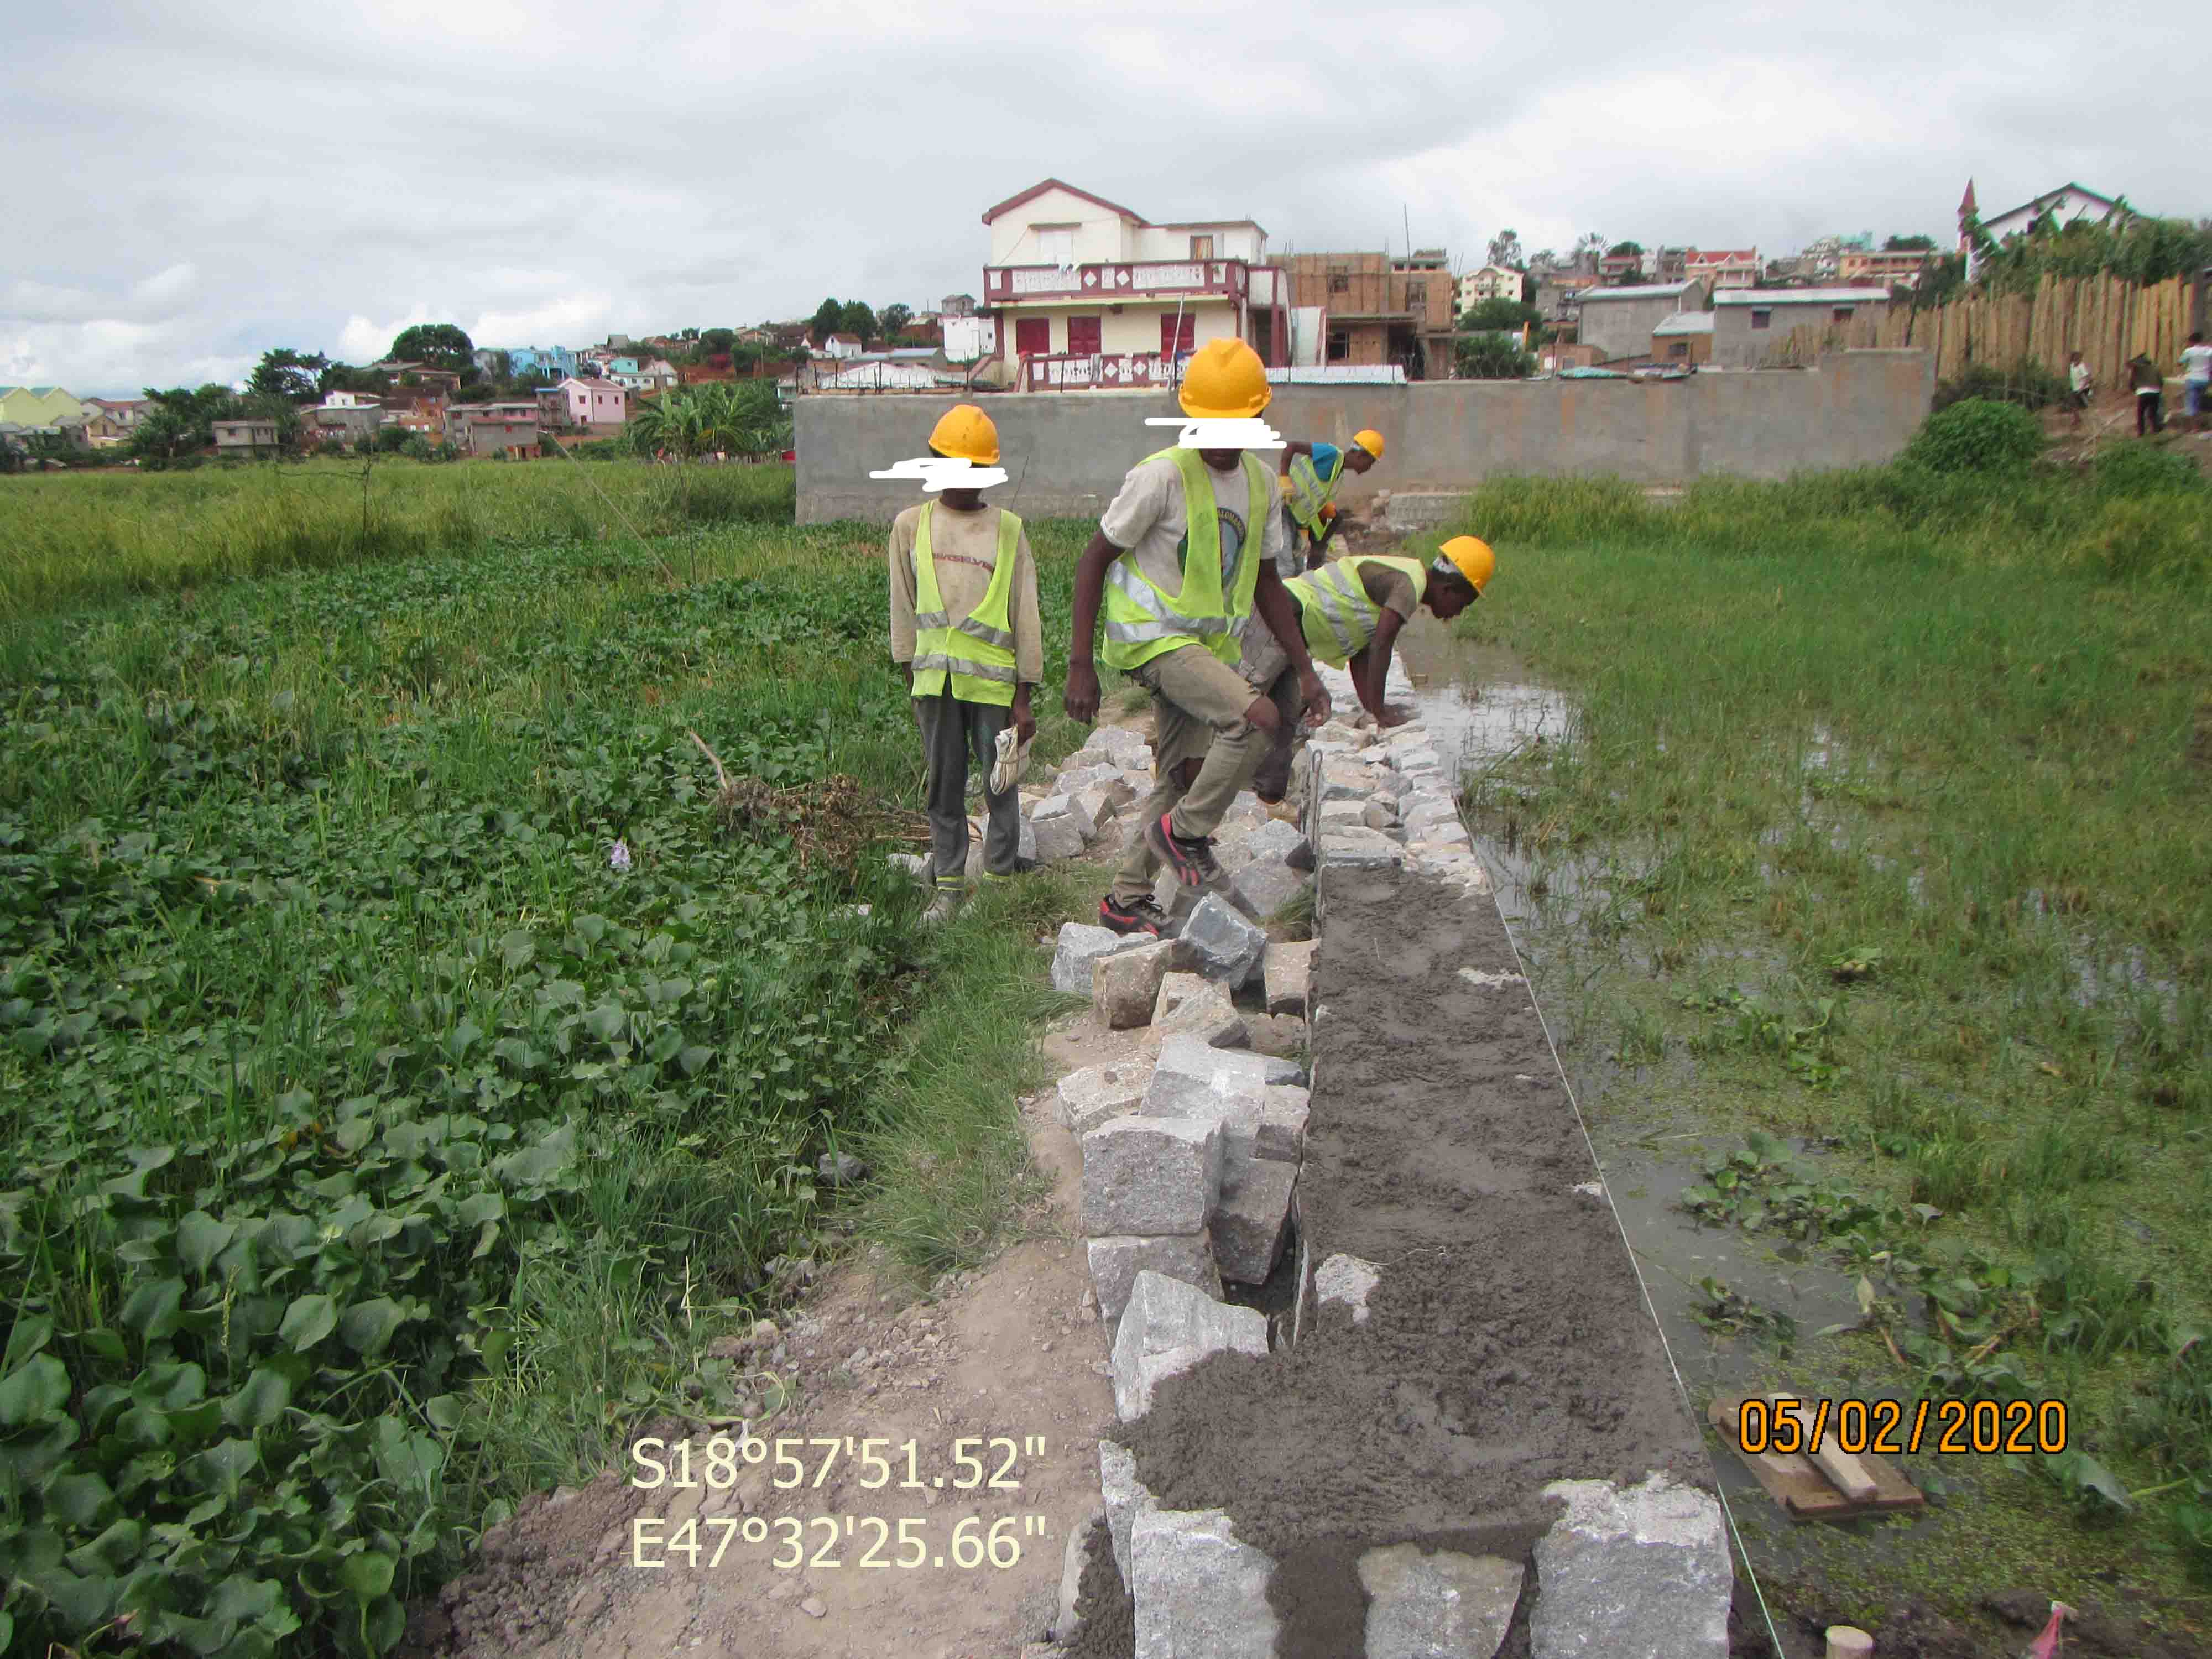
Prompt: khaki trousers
<box><xmin>1108</xmin><ymin>643</ymin><xmax>1268</xmax><ymax>904</ymax></box>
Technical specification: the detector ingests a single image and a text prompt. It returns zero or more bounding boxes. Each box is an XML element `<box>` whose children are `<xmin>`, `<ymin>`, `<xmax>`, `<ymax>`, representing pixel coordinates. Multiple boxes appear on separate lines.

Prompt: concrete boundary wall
<box><xmin>795</xmin><ymin>348</ymin><xmax>1934</xmax><ymax>525</ymax></box>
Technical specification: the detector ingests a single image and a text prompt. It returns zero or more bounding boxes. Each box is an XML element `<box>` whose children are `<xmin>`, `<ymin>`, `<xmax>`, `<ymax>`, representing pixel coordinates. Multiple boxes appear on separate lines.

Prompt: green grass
<box><xmin>0</xmin><ymin>455</ymin><xmax>797</xmax><ymax>618</ymax></box>
<box><xmin>0</xmin><ymin>507</ymin><xmax>1105</xmax><ymax>1656</ymax></box>
<box><xmin>1445</xmin><ymin>469</ymin><xmax>2212</xmax><ymax>1630</ymax></box>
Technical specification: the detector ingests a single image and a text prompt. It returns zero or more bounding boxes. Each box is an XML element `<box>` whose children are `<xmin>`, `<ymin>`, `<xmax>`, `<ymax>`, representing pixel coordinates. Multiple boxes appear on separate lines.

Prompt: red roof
<box><xmin>982</xmin><ymin>177</ymin><xmax>1146</xmax><ymax>227</ymax></box>
<box><xmin>1687</xmin><ymin>249</ymin><xmax>1757</xmax><ymax>263</ymax></box>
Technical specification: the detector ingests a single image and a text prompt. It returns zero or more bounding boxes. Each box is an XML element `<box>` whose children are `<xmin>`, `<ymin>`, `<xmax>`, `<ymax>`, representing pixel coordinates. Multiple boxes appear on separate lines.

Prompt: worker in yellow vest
<box><xmin>886</xmin><ymin>405</ymin><xmax>1042</xmax><ymax>925</ymax></box>
<box><xmin>1063</xmin><ymin>338</ymin><xmax>1332</xmax><ymax>938</ymax></box>
<box><xmin>1240</xmin><ymin>536</ymin><xmax>1496</xmax><ymax>807</ymax></box>
<box><xmin>1277</xmin><ymin>429</ymin><xmax>1384</xmax><ymax>575</ymax></box>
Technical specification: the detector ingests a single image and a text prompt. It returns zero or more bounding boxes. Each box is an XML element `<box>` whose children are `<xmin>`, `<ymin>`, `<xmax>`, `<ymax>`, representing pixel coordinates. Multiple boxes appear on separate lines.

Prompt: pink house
<box><xmin>560</xmin><ymin>376</ymin><xmax>629</xmax><ymax>427</ymax></box>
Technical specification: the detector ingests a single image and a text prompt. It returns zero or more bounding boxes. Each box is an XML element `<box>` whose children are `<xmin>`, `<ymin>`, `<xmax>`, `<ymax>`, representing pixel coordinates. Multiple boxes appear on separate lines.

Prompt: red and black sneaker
<box><xmin>1099</xmin><ymin>894</ymin><xmax>1178</xmax><ymax>938</ymax></box>
<box><xmin>1144</xmin><ymin>811</ymin><xmax>1223</xmax><ymax>889</ymax></box>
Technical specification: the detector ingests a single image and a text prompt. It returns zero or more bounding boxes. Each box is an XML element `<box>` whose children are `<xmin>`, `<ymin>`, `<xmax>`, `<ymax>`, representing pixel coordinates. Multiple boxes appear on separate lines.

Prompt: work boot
<box><xmin>921</xmin><ymin>888</ymin><xmax>962</xmax><ymax>926</ymax></box>
<box><xmin>1099</xmin><ymin>894</ymin><xmax>1178</xmax><ymax>938</ymax></box>
<box><xmin>1262</xmin><ymin>797</ymin><xmax>1300</xmax><ymax>825</ymax></box>
<box><xmin>1144</xmin><ymin>812</ymin><xmax>1223</xmax><ymax>889</ymax></box>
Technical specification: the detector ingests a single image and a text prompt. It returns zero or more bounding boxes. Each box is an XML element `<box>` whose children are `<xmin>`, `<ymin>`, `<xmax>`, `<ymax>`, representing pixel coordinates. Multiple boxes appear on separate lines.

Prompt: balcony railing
<box><xmin>1020</xmin><ymin>352</ymin><xmax>1193</xmax><ymax>392</ymax></box>
<box><xmin>986</xmin><ymin>260</ymin><xmax>1248</xmax><ymax>304</ymax></box>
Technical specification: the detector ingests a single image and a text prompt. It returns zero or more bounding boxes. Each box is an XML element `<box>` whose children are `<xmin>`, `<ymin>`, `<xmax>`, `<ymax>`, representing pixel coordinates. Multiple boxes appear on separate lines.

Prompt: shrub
<box><xmin>400</xmin><ymin>433</ymin><xmax>433</xmax><ymax>461</ymax></box>
<box><xmin>2090</xmin><ymin>439</ymin><xmax>2204</xmax><ymax>499</ymax></box>
<box><xmin>1932</xmin><ymin>356</ymin><xmax>2070</xmax><ymax>413</ymax></box>
<box><xmin>1456</xmin><ymin>332</ymin><xmax>1537</xmax><ymax>380</ymax></box>
<box><xmin>1901</xmin><ymin>398</ymin><xmax>2046</xmax><ymax>475</ymax></box>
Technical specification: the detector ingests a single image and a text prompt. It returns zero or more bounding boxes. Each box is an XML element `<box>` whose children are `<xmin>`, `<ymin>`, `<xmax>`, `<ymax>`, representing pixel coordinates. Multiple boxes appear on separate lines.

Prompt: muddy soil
<box><xmin>1119</xmin><ymin>864</ymin><xmax>1713</xmax><ymax>1658</ymax></box>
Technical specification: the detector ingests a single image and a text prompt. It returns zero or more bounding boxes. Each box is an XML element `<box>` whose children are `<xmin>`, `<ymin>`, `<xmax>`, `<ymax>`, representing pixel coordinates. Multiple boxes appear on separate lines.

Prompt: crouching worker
<box><xmin>884</xmin><ymin>404</ymin><xmax>1042</xmax><ymax>925</ymax></box>
<box><xmin>1241</xmin><ymin>535</ymin><xmax>1495</xmax><ymax>809</ymax></box>
<box><xmin>1063</xmin><ymin>338</ymin><xmax>1332</xmax><ymax>938</ymax></box>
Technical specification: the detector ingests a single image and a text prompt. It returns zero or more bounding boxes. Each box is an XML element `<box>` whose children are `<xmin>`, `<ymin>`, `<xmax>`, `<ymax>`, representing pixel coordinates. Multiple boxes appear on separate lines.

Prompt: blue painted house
<box><xmin>502</xmin><ymin>346</ymin><xmax>578</xmax><ymax>382</ymax></box>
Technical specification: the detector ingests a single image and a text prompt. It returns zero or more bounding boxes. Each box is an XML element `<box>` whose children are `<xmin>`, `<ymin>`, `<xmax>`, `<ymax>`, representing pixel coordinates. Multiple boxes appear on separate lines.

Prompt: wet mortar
<box><xmin>1118</xmin><ymin>862</ymin><xmax>1714</xmax><ymax>1656</ymax></box>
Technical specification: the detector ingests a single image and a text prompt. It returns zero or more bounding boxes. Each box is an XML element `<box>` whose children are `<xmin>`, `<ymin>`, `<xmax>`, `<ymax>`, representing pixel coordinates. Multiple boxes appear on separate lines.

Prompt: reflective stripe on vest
<box><xmin>910</xmin><ymin>502</ymin><xmax>1022</xmax><ymax>706</ymax></box>
<box><xmin>1099</xmin><ymin>448</ymin><xmax>1270</xmax><ymax>672</ymax></box>
<box><xmin>1284</xmin><ymin>449</ymin><xmax>1343</xmax><ymax>534</ymax></box>
<box><xmin>1286</xmin><ymin>554</ymin><xmax>1428</xmax><ymax>669</ymax></box>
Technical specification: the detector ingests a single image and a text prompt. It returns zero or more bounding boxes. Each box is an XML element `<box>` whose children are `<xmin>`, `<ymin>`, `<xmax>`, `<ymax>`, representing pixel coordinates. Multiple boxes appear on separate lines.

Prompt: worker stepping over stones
<box><xmin>1277</xmin><ymin>427</ymin><xmax>1383</xmax><ymax>576</ymax></box>
<box><xmin>1063</xmin><ymin>336</ymin><xmax>1333</xmax><ymax>938</ymax></box>
<box><xmin>1241</xmin><ymin>534</ymin><xmax>1496</xmax><ymax>812</ymax></box>
<box><xmin>881</xmin><ymin>404</ymin><xmax>1043</xmax><ymax>926</ymax></box>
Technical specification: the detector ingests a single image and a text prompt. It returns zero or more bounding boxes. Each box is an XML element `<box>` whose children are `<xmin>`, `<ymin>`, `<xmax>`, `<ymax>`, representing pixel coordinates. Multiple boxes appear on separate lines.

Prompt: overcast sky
<box><xmin>6</xmin><ymin>2</ymin><xmax>2204</xmax><ymax>397</ymax></box>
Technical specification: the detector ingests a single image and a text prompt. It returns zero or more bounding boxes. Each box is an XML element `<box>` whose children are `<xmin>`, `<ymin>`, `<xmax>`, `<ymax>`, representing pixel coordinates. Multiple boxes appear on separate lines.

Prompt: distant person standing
<box><xmin>2128</xmin><ymin>352</ymin><xmax>2165</xmax><ymax>436</ymax></box>
<box><xmin>2180</xmin><ymin>331</ymin><xmax>2212</xmax><ymax>437</ymax></box>
<box><xmin>2066</xmin><ymin>351</ymin><xmax>2094</xmax><ymax>430</ymax></box>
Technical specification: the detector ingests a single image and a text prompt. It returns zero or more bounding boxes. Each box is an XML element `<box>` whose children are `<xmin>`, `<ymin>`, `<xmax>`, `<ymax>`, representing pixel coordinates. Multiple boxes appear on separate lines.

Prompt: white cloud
<box><xmin>470</xmin><ymin>294</ymin><xmax>615</xmax><ymax>352</ymax></box>
<box><xmin>337</xmin><ymin>309</ymin><xmax>436</xmax><ymax>365</ymax></box>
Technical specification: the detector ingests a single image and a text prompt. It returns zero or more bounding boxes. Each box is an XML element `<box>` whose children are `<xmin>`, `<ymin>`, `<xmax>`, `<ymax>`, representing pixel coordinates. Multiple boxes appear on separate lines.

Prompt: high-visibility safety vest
<box><xmin>1286</xmin><ymin>554</ymin><xmax>1428</xmax><ymax>669</ymax></box>
<box><xmin>1283</xmin><ymin>447</ymin><xmax>1347</xmax><ymax>535</ymax></box>
<box><xmin>1099</xmin><ymin>447</ymin><xmax>1270</xmax><ymax>673</ymax></box>
<box><xmin>909</xmin><ymin>501</ymin><xmax>1022</xmax><ymax>706</ymax></box>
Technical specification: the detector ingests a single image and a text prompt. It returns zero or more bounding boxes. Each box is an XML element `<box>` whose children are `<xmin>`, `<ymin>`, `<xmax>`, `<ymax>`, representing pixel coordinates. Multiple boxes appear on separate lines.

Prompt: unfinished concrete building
<box><xmin>1283</xmin><ymin>250</ymin><xmax>1456</xmax><ymax>379</ymax></box>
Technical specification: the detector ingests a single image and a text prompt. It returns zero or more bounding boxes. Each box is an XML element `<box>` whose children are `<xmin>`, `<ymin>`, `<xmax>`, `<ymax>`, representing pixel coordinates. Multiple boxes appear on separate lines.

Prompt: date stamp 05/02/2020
<box><xmin>627</xmin><ymin>1432</ymin><xmax>1057</xmax><ymax>1572</ymax></box>
<box><xmin>1734</xmin><ymin>1395</ymin><xmax>2072</xmax><ymax>1459</ymax></box>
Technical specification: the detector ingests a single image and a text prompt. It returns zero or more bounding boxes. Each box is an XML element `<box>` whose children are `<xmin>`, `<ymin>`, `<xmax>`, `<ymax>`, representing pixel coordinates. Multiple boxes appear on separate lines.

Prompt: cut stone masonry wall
<box><xmin>1040</xmin><ymin>651</ymin><xmax>1733</xmax><ymax>1658</ymax></box>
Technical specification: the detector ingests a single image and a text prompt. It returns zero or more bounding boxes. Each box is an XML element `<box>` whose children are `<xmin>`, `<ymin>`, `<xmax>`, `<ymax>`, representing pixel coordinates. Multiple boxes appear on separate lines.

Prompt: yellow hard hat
<box><xmin>928</xmin><ymin>403</ymin><xmax>999</xmax><ymax>466</ymax></box>
<box><xmin>1436</xmin><ymin>535</ymin><xmax>1495</xmax><ymax>593</ymax></box>
<box><xmin>1177</xmin><ymin>338</ymin><xmax>1271</xmax><ymax>420</ymax></box>
<box><xmin>1353</xmin><ymin>429</ymin><xmax>1385</xmax><ymax>459</ymax></box>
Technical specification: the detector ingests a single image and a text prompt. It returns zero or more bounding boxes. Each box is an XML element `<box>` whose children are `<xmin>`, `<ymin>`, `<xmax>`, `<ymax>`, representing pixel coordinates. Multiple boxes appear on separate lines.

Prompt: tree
<box><xmin>376</xmin><ymin>424</ymin><xmax>410</xmax><ymax>453</ymax></box>
<box><xmin>1884</xmin><ymin>234</ymin><xmax>1936</xmax><ymax>251</ymax></box>
<box><xmin>388</xmin><ymin>323</ymin><xmax>474</xmax><ymax>371</ymax></box>
<box><xmin>249</xmin><ymin>348</ymin><xmax>329</xmax><ymax>403</ymax></box>
<box><xmin>1455</xmin><ymin>333</ymin><xmax>1536</xmax><ymax>380</ymax></box>
<box><xmin>1485</xmin><ymin>229</ymin><xmax>1523</xmax><ymax>270</ymax></box>
<box><xmin>810</xmin><ymin>297</ymin><xmax>844</xmax><ymax>345</ymax></box>
<box><xmin>1606</xmin><ymin>241</ymin><xmax>1644</xmax><ymax>258</ymax></box>
<box><xmin>1574</xmin><ymin>232</ymin><xmax>1608</xmax><ymax>273</ymax></box>
<box><xmin>318</xmin><ymin>361</ymin><xmax>383</xmax><ymax>397</ymax></box>
<box><xmin>480</xmin><ymin>348</ymin><xmax>512</xmax><ymax>382</ymax></box>
<box><xmin>838</xmin><ymin>300</ymin><xmax>877</xmax><ymax>345</ymax></box>
<box><xmin>1527</xmin><ymin>249</ymin><xmax>1562</xmax><ymax>275</ymax></box>
<box><xmin>1462</xmin><ymin>298</ymin><xmax>1540</xmax><ymax>332</ymax></box>
<box><xmin>879</xmin><ymin>303</ymin><xmax>912</xmax><ymax>340</ymax></box>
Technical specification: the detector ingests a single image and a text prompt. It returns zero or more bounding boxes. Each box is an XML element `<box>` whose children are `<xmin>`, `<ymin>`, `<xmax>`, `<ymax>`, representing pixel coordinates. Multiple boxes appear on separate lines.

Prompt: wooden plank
<box><xmin>1770</xmin><ymin>1394</ymin><xmax>1881</xmax><ymax>1504</ymax></box>
<box><xmin>1707</xmin><ymin>1397</ymin><xmax>1926</xmax><ymax>1522</ymax></box>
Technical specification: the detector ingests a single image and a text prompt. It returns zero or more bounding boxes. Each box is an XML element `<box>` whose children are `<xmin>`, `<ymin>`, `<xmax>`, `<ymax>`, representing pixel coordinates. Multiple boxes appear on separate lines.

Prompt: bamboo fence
<box><xmin>1760</xmin><ymin>274</ymin><xmax>2196</xmax><ymax>392</ymax></box>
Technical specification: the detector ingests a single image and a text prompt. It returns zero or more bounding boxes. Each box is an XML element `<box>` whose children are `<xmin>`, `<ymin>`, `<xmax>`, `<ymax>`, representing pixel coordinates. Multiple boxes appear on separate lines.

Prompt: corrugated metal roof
<box><xmin>1651</xmin><ymin>313</ymin><xmax>1716</xmax><ymax>335</ymax></box>
<box><xmin>1713</xmin><ymin>288</ymin><xmax>1892</xmax><ymax>305</ymax></box>
<box><xmin>1578</xmin><ymin>281</ymin><xmax>1702</xmax><ymax>300</ymax></box>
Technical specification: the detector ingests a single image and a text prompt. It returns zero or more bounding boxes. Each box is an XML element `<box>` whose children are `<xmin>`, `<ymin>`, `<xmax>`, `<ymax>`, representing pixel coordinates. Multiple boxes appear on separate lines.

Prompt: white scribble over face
<box><xmin>868</xmin><ymin>455</ymin><xmax>1010</xmax><ymax>491</ymax></box>
<box><xmin>1143</xmin><ymin>416</ymin><xmax>1285</xmax><ymax>450</ymax></box>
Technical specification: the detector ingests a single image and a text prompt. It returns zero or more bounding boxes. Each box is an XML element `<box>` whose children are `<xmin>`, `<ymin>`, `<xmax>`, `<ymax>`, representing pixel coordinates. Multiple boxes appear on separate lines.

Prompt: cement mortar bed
<box><xmin>1108</xmin><ymin>864</ymin><xmax>1719</xmax><ymax>1656</ymax></box>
